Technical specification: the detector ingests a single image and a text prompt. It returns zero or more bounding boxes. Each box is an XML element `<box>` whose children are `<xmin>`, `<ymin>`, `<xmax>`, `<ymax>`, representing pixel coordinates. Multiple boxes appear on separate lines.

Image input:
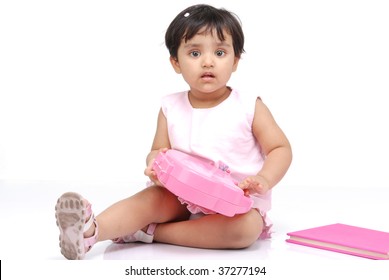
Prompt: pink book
<box><xmin>286</xmin><ymin>223</ymin><xmax>389</xmax><ymax>260</ymax></box>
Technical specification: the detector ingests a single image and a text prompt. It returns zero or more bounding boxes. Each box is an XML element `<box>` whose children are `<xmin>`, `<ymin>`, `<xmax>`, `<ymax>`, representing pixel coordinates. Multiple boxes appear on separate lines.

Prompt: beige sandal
<box><xmin>55</xmin><ymin>192</ymin><xmax>98</xmax><ymax>260</ymax></box>
<box><xmin>112</xmin><ymin>223</ymin><xmax>157</xmax><ymax>244</ymax></box>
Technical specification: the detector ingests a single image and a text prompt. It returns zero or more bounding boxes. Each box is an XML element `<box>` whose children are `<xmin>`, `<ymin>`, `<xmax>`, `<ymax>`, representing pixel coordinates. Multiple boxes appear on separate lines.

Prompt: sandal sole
<box><xmin>55</xmin><ymin>192</ymin><xmax>87</xmax><ymax>260</ymax></box>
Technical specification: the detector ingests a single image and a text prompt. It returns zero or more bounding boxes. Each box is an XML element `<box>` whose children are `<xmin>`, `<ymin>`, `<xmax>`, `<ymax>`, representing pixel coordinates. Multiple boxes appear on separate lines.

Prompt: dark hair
<box><xmin>165</xmin><ymin>4</ymin><xmax>245</xmax><ymax>59</ymax></box>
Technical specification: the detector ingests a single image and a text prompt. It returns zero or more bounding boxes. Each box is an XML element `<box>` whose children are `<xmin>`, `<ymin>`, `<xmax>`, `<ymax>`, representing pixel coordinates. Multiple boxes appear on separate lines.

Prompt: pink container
<box><xmin>153</xmin><ymin>149</ymin><xmax>253</xmax><ymax>217</ymax></box>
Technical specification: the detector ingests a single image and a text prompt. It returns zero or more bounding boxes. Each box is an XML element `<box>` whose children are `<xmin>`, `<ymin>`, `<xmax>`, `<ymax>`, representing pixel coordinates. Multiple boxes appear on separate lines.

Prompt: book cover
<box><xmin>286</xmin><ymin>223</ymin><xmax>389</xmax><ymax>260</ymax></box>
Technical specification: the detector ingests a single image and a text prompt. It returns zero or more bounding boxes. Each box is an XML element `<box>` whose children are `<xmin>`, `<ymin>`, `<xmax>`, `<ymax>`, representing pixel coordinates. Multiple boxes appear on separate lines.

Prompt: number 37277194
<box><xmin>218</xmin><ymin>266</ymin><xmax>266</xmax><ymax>276</ymax></box>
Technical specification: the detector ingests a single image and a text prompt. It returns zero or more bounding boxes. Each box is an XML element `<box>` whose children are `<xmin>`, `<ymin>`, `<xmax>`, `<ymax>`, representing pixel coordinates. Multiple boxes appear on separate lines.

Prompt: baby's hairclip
<box><xmin>184</xmin><ymin>12</ymin><xmax>190</xmax><ymax>17</ymax></box>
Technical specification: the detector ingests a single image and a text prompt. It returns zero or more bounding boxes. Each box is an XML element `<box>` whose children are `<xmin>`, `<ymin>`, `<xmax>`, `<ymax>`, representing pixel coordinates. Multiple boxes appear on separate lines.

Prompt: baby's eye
<box><xmin>215</xmin><ymin>50</ymin><xmax>225</xmax><ymax>57</ymax></box>
<box><xmin>190</xmin><ymin>51</ymin><xmax>201</xmax><ymax>57</ymax></box>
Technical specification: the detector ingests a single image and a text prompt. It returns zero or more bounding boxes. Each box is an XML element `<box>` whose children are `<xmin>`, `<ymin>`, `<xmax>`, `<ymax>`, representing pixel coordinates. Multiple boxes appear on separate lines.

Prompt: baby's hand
<box><xmin>144</xmin><ymin>148</ymin><xmax>168</xmax><ymax>187</ymax></box>
<box><xmin>238</xmin><ymin>175</ymin><xmax>270</xmax><ymax>196</ymax></box>
<box><xmin>144</xmin><ymin>161</ymin><xmax>161</xmax><ymax>186</ymax></box>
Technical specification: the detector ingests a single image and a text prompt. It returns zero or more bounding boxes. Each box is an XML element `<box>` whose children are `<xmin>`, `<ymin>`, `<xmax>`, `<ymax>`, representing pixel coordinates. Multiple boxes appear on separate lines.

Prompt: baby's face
<box><xmin>170</xmin><ymin>28</ymin><xmax>239</xmax><ymax>95</ymax></box>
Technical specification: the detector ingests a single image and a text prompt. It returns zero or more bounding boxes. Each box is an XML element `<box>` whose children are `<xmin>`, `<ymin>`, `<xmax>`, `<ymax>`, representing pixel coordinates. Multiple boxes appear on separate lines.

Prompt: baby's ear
<box><xmin>232</xmin><ymin>56</ymin><xmax>240</xmax><ymax>72</ymax></box>
<box><xmin>169</xmin><ymin>56</ymin><xmax>182</xmax><ymax>74</ymax></box>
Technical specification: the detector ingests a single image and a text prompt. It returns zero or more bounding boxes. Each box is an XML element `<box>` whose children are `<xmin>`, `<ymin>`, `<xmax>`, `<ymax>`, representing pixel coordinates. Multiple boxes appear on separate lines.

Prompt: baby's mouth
<box><xmin>201</xmin><ymin>72</ymin><xmax>215</xmax><ymax>78</ymax></box>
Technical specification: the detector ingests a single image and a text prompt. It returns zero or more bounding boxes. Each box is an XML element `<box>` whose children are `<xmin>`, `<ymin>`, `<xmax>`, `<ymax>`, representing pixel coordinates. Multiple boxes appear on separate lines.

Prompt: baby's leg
<box><xmin>153</xmin><ymin>209</ymin><xmax>263</xmax><ymax>249</ymax></box>
<box><xmin>87</xmin><ymin>185</ymin><xmax>190</xmax><ymax>242</ymax></box>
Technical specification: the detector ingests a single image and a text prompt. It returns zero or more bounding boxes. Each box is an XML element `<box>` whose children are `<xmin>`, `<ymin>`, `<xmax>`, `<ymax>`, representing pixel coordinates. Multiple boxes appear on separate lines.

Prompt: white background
<box><xmin>1</xmin><ymin>0</ymin><xmax>389</xmax><ymax>189</ymax></box>
<box><xmin>1</xmin><ymin>1</ymin><xmax>389</xmax><ymax>279</ymax></box>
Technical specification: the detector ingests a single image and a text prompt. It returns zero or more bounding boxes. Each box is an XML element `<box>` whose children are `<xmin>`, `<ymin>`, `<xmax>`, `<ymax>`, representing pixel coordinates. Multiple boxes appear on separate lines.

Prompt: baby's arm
<box><xmin>144</xmin><ymin>108</ymin><xmax>171</xmax><ymax>186</ymax></box>
<box><xmin>240</xmin><ymin>98</ymin><xmax>292</xmax><ymax>195</ymax></box>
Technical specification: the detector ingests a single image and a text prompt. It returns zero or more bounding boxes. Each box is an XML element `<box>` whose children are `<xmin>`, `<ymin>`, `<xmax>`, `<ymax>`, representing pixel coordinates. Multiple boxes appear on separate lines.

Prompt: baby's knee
<box><xmin>226</xmin><ymin>210</ymin><xmax>263</xmax><ymax>248</ymax></box>
<box><xmin>142</xmin><ymin>185</ymin><xmax>171</xmax><ymax>203</ymax></box>
<box><xmin>142</xmin><ymin>185</ymin><xmax>189</xmax><ymax>221</ymax></box>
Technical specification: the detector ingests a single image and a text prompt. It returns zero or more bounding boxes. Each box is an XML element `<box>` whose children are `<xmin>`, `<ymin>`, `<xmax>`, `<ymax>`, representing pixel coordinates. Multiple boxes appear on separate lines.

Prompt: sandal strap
<box><xmin>83</xmin><ymin>203</ymin><xmax>98</xmax><ymax>251</ymax></box>
<box><xmin>138</xmin><ymin>223</ymin><xmax>157</xmax><ymax>243</ymax></box>
<box><xmin>134</xmin><ymin>230</ymin><xmax>153</xmax><ymax>243</ymax></box>
<box><xmin>146</xmin><ymin>223</ymin><xmax>157</xmax><ymax>235</ymax></box>
<box><xmin>83</xmin><ymin>213</ymin><xmax>94</xmax><ymax>234</ymax></box>
<box><xmin>111</xmin><ymin>223</ymin><xmax>157</xmax><ymax>244</ymax></box>
<box><xmin>84</xmin><ymin>218</ymin><xmax>98</xmax><ymax>250</ymax></box>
